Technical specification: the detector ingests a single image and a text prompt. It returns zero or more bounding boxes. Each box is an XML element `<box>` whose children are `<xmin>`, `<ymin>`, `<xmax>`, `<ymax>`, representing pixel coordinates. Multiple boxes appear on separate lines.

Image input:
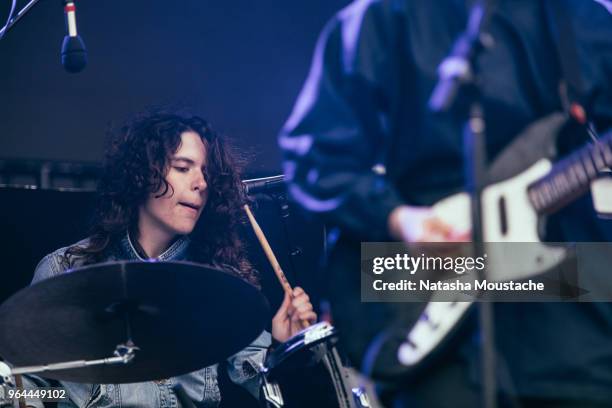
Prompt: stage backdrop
<box><xmin>0</xmin><ymin>0</ymin><xmax>349</xmax><ymax>176</ymax></box>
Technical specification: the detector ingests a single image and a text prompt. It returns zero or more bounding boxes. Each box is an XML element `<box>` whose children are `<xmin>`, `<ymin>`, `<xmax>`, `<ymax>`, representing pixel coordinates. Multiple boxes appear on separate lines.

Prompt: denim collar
<box><xmin>120</xmin><ymin>231</ymin><xmax>190</xmax><ymax>261</ymax></box>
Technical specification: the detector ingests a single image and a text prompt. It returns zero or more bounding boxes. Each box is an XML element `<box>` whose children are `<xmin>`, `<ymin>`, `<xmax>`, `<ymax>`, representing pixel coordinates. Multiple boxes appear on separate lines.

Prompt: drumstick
<box><xmin>243</xmin><ymin>204</ymin><xmax>310</xmax><ymax>328</ymax></box>
<box><xmin>14</xmin><ymin>374</ymin><xmax>26</xmax><ymax>408</ymax></box>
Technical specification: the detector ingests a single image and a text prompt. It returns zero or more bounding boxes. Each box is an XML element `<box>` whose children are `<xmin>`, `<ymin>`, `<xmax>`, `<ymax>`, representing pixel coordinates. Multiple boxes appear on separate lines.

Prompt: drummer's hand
<box><xmin>271</xmin><ymin>287</ymin><xmax>317</xmax><ymax>343</ymax></box>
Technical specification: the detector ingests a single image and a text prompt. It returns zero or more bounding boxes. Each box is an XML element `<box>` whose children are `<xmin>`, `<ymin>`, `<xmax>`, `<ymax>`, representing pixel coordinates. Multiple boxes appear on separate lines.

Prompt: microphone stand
<box><xmin>429</xmin><ymin>1</ymin><xmax>497</xmax><ymax>407</ymax></box>
<box><xmin>0</xmin><ymin>0</ymin><xmax>43</xmax><ymax>40</ymax></box>
<box><xmin>243</xmin><ymin>176</ymin><xmax>302</xmax><ymax>290</ymax></box>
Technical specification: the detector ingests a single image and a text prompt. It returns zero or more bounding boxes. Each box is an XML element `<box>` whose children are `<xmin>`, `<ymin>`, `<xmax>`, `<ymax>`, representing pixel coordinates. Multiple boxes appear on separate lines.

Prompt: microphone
<box><xmin>242</xmin><ymin>175</ymin><xmax>285</xmax><ymax>195</ymax></box>
<box><xmin>428</xmin><ymin>2</ymin><xmax>490</xmax><ymax>112</ymax></box>
<box><xmin>61</xmin><ymin>0</ymin><xmax>87</xmax><ymax>73</ymax></box>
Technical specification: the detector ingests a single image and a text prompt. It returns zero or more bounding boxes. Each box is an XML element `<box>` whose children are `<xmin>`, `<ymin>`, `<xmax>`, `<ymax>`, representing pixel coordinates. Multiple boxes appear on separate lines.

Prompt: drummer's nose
<box><xmin>192</xmin><ymin>169</ymin><xmax>207</xmax><ymax>193</ymax></box>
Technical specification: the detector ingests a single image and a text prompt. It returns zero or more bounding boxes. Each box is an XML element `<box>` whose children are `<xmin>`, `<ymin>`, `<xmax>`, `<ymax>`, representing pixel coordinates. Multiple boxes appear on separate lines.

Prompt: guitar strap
<box><xmin>544</xmin><ymin>0</ymin><xmax>589</xmax><ymax>125</ymax></box>
<box><xmin>546</xmin><ymin>0</ymin><xmax>612</xmax><ymax>214</ymax></box>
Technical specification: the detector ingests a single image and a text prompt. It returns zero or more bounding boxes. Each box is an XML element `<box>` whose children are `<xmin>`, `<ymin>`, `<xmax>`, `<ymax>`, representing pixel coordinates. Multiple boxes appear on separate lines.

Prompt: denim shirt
<box><xmin>19</xmin><ymin>233</ymin><xmax>271</xmax><ymax>408</ymax></box>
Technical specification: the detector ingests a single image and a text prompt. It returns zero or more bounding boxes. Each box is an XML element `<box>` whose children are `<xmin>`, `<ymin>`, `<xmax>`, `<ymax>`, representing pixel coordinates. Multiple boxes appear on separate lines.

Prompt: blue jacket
<box><xmin>20</xmin><ymin>233</ymin><xmax>271</xmax><ymax>407</ymax></box>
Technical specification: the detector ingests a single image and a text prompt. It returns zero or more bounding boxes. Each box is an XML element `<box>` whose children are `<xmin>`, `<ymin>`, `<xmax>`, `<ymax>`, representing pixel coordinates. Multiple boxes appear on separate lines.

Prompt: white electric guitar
<box><xmin>393</xmin><ymin>113</ymin><xmax>612</xmax><ymax>371</ymax></box>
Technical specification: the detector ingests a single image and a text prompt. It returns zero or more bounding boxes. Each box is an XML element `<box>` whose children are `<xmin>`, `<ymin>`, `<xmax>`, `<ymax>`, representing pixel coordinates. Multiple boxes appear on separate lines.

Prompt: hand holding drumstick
<box><xmin>243</xmin><ymin>205</ymin><xmax>316</xmax><ymax>342</ymax></box>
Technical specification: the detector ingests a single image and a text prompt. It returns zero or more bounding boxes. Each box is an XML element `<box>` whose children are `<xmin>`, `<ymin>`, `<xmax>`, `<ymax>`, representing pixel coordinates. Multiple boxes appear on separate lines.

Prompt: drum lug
<box><xmin>351</xmin><ymin>386</ymin><xmax>372</xmax><ymax>408</ymax></box>
<box><xmin>261</xmin><ymin>375</ymin><xmax>284</xmax><ymax>408</ymax></box>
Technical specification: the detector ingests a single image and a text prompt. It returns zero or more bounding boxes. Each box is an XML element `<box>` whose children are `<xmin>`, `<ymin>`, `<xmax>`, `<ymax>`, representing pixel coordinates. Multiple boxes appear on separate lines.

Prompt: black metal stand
<box><xmin>0</xmin><ymin>343</ymin><xmax>138</xmax><ymax>387</ymax></box>
<box><xmin>465</xmin><ymin>100</ymin><xmax>497</xmax><ymax>408</ymax></box>
<box><xmin>429</xmin><ymin>1</ymin><xmax>497</xmax><ymax>407</ymax></box>
<box><xmin>270</xmin><ymin>191</ymin><xmax>301</xmax><ymax>284</ymax></box>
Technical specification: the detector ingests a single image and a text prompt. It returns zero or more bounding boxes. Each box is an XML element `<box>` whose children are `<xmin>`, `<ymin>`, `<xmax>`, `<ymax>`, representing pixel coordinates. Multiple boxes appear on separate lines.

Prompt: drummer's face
<box><xmin>139</xmin><ymin>131</ymin><xmax>208</xmax><ymax>243</ymax></box>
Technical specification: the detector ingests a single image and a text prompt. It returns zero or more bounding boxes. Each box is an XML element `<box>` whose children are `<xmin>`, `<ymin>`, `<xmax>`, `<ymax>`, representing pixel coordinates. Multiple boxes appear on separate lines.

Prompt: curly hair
<box><xmin>63</xmin><ymin>111</ymin><xmax>258</xmax><ymax>286</ymax></box>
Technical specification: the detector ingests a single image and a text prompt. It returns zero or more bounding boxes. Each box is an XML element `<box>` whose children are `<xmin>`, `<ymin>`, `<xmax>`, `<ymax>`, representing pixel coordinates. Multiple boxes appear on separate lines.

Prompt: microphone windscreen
<box><xmin>61</xmin><ymin>35</ymin><xmax>87</xmax><ymax>73</ymax></box>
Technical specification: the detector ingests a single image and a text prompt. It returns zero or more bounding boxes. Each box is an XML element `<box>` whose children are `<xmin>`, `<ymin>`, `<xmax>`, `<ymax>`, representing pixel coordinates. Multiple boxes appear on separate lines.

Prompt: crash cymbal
<box><xmin>0</xmin><ymin>261</ymin><xmax>269</xmax><ymax>383</ymax></box>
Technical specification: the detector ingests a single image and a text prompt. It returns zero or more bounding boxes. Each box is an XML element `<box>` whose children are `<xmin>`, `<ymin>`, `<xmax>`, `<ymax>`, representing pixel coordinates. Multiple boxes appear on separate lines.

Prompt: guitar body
<box><xmin>343</xmin><ymin>113</ymin><xmax>612</xmax><ymax>383</ymax></box>
<box><xmin>433</xmin><ymin>158</ymin><xmax>567</xmax><ymax>282</ymax></box>
<box><xmin>398</xmin><ymin>158</ymin><xmax>568</xmax><ymax>369</ymax></box>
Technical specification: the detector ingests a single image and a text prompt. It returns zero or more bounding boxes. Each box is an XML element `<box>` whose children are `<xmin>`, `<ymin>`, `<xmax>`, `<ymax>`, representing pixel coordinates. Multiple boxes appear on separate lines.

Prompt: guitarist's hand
<box><xmin>388</xmin><ymin>205</ymin><xmax>470</xmax><ymax>243</ymax></box>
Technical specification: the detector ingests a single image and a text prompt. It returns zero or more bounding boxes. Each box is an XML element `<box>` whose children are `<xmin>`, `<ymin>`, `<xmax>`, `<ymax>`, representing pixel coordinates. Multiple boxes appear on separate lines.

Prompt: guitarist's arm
<box><xmin>279</xmin><ymin>1</ymin><xmax>406</xmax><ymax>242</ymax></box>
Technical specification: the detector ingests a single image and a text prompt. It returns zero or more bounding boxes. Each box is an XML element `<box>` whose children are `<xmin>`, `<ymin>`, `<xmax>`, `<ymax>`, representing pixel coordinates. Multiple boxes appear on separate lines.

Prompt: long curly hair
<box><xmin>63</xmin><ymin>111</ymin><xmax>258</xmax><ymax>286</ymax></box>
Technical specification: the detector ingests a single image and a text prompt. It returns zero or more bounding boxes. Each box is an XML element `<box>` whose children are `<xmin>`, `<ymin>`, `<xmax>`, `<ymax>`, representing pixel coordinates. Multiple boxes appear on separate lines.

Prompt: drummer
<box><xmin>20</xmin><ymin>111</ymin><xmax>317</xmax><ymax>407</ymax></box>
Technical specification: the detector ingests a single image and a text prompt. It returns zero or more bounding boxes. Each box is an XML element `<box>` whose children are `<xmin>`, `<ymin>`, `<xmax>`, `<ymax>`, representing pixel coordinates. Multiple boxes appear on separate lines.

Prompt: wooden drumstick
<box><xmin>243</xmin><ymin>204</ymin><xmax>310</xmax><ymax>328</ymax></box>
<box><xmin>14</xmin><ymin>374</ymin><xmax>26</xmax><ymax>408</ymax></box>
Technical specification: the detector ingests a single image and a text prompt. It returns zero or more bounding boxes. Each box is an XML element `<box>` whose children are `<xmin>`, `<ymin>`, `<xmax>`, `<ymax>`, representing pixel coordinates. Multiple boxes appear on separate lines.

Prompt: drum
<box><xmin>260</xmin><ymin>322</ymin><xmax>380</xmax><ymax>408</ymax></box>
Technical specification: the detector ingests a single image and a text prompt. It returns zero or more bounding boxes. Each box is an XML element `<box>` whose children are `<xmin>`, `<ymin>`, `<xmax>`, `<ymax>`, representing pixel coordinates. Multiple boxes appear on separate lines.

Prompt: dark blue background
<box><xmin>0</xmin><ymin>0</ymin><xmax>349</xmax><ymax>175</ymax></box>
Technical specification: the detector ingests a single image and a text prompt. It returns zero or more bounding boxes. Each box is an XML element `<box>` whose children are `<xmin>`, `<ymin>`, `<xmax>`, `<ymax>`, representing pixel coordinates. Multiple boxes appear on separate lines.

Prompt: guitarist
<box><xmin>280</xmin><ymin>0</ymin><xmax>612</xmax><ymax>407</ymax></box>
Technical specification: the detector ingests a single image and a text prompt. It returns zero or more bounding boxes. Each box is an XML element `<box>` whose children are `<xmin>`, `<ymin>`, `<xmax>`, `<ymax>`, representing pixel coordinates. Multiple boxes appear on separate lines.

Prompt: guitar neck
<box><xmin>528</xmin><ymin>130</ymin><xmax>612</xmax><ymax>215</ymax></box>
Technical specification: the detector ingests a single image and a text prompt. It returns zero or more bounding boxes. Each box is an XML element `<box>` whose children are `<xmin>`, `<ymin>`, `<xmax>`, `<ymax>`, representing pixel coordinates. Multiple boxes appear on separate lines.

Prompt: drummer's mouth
<box><xmin>178</xmin><ymin>202</ymin><xmax>202</xmax><ymax>211</ymax></box>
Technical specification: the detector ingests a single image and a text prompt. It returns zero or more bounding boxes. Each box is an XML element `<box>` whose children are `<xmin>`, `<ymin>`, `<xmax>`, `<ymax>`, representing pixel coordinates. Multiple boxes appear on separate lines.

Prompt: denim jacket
<box><xmin>18</xmin><ymin>233</ymin><xmax>271</xmax><ymax>408</ymax></box>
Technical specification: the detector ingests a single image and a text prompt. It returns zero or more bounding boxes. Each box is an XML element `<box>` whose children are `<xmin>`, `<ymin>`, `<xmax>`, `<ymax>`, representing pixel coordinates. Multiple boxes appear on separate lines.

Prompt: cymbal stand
<box><xmin>0</xmin><ymin>342</ymin><xmax>138</xmax><ymax>387</ymax></box>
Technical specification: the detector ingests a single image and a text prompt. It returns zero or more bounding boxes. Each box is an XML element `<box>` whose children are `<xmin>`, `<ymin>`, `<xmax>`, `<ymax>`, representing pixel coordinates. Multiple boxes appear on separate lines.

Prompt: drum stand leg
<box><xmin>261</xmin><ymin>375</ymin><xmax>284</xmax><ymax>408</ymax></box>
<box><xmin>0</xmin><ymin>342</ymin><xmax>138</xmax><ymax>380</ymax></box>
<box><xmin>321</xmin><ymin>348</ymin><xmax>373</xmax><ymax>408</ymax></box>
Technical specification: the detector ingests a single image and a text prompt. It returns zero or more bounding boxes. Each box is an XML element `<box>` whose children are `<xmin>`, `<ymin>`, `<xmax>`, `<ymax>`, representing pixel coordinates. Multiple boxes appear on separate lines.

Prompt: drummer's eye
<box><xmin>174</xmin><ymin>166</ymin><xmax>189</xmax><ymax>173</ymax></box>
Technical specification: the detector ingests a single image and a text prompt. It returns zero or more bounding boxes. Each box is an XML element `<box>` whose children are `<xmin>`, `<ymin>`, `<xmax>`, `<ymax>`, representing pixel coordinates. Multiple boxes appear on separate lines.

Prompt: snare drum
<box><xmin>260</xmin><ymin>322</ymin><xmax>380</xmax><ymax>408</ymax></box>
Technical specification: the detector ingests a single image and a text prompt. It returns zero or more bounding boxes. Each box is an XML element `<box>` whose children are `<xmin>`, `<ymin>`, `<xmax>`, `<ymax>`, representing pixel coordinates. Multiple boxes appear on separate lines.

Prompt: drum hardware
<box><xmin>244</xmin><ymin>203</ymin><xmax>381</xmax><ymax>407</ymax></box>
<box><xmin>261</xmin><ymin>374</ymin><xmax>284</xmax><ymax>408</ymax></box>
<box><xmin>0</xmin><ymin>261</ymin><xmax>268</xmax><ymax>384</ymax></box>
<box><xmin>303</xmin><ymin>323</ymin><xmax>335</xmax><ymax>345</ymax></box>
<box><xmin>0</xmin><ymin>342</ymin><xmax>138</xmax><ymax>385</ymax></box>
<box><xmin>321</xmin><ymin>347</ymin><xmax>352</xmax><ymax>407</ymax></box>
<box><xmin>260</xmin><ymin>322</ymin><xmax>380</xmax><ymax>408</ymax></box>
<box><xmin>0</xmin><ymin>363</ymin><xmax>13</xmax><ymax>388</ymax></box>
<box><xmin>351</xmin><ymin>385</ymin><xmax>371</xmax><ymax>408</ymax></box>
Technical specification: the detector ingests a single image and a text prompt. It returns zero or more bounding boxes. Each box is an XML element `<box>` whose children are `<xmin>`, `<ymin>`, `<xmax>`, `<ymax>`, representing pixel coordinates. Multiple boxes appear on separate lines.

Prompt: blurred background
<box><xmin>0</xmin><ymin>0</ymin><xmax>352</xmax><ymax>312</ymax></box>
<box><xmin>0</xmin><ymin>0</ymin><xmax>349</xmax><ymax>175</ymax></box>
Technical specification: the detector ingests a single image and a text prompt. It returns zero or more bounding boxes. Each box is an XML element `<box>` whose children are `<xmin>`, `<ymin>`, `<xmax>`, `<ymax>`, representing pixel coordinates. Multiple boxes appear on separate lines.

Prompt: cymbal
<box><xmin>0</xmin><ymin>261</ymin><xmax>269</xmax><ymax>384</ymax></box>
